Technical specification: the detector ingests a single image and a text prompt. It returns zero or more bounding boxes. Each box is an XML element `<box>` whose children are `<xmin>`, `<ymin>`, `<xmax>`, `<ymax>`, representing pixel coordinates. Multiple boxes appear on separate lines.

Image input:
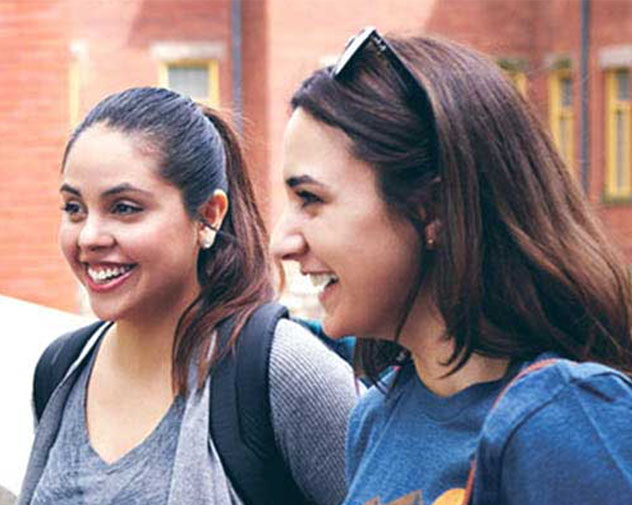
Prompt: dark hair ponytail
<box><xmin>172</xmin><ymin>106</ymin><xmax>275</xmax><ymax>393</ymax></box>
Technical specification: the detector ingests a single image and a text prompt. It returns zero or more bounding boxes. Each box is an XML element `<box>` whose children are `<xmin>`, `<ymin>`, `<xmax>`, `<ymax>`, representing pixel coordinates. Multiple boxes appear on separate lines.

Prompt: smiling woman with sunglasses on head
<box><xmin>17</xmin><ymin>87</ymin><xmax>359</xmax><ymax>505</ymax></box>
<box><xmin>272</xmin><ymin>27</ymin><xmax>632</xmax><ymax>505</ymax></box>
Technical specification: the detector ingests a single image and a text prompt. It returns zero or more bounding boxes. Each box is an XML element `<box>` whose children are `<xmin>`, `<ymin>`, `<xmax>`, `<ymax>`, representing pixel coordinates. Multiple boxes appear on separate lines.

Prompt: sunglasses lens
<box><xmin>332</xmin><ymin>27</ymin><xmax>376</xmax><ymax>78</ymax></box>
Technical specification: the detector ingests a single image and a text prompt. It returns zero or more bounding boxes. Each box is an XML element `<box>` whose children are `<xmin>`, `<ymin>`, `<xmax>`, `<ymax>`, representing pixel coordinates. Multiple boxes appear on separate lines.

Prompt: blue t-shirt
<box><xmin>344</xmin><ymin>357</ymin><xmax>632</xmax><ymax>505</ymax></box>
<box><xmin>472</xmin><ymin>358</ymin><xmax>632</xmax><ymax>505</ymax></box>
<box><xmin>344</xmin><ymin>361</ymin><xmax>518</xmax><ymax>505</ymax></box>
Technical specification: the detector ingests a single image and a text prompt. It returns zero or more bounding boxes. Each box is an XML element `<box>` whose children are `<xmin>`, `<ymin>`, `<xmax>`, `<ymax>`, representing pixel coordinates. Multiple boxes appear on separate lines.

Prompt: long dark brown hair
<box><xmin>291</xmin><ymin>35</ymin><xmax>632</xmax><ymax>385</ymax></box>
<box><xmin>64</xmin><ymin>87</ymin><xmax>274</xmax><ymax>394</ymax></box>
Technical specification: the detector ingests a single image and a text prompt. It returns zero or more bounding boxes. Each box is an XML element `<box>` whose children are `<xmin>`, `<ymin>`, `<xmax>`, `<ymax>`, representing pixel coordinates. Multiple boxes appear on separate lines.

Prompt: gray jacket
<box><xmin>18</xmin><ymin>319</ymin><xmax>360</xmax><ymax>505</ymax></box>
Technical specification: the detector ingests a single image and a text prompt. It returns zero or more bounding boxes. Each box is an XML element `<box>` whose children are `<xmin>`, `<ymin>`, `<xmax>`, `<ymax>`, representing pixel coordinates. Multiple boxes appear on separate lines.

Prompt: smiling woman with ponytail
<box><xmin>18</xmin><ymin>87</ymin><xmax>358</xmax><ymax>505</ymax></box>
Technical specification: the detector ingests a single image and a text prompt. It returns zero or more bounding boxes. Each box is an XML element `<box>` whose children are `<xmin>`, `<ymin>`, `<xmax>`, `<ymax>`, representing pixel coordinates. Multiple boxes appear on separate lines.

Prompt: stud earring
<box><xmin>200</xmin><ymin>228</ymin><xmax>216</xmax><ymax>250</ymax></box>
<box><xmin>426</xmin><ymin>237</ymin><xmax>435</xmax><ymax>248</ymax></box>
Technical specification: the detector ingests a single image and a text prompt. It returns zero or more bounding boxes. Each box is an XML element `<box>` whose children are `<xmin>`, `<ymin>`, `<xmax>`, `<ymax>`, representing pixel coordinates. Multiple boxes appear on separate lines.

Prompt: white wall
<box><xmin>0</xmin><ymin>295</ymin><xmax>92</xmax><ymax>495</ymax></box>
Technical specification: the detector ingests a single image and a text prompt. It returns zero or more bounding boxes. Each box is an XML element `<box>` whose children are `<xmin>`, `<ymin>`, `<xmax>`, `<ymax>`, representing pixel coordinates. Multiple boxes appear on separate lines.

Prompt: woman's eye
<box><xmin>296</xmin><ymin>190</ymin><xmax>323</xmax><ymax>208</ymax></box>
<box><xmin>61</xmin><ymin>201</ymin><xmax>84</xmax><ymax>216</ymax></box>
<box><xmin>112</xmin><ymin>202</ymin><xmax>143</xmax><ymax>215</ymax></box>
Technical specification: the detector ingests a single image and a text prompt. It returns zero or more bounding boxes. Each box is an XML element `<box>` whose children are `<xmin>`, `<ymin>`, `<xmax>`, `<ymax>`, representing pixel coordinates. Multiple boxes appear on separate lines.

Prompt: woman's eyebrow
<box><xmin>101</xmin><ymin>183</ymin><xmax>152</xmax><ymax>197</ymax></box>
<box><xmin>59</xmin><ymin>182</ymin><xmax>152</xmax><ymax>198</ymax></box>
<box><xmin>59</xmin><ymin>183</ymin><xmax>80</xmax><ymax>196</ymax></box>
<box><xmin>286</xmin><ymin>174</ymin><xmax>329</xmax><ymax>189</ymax></box>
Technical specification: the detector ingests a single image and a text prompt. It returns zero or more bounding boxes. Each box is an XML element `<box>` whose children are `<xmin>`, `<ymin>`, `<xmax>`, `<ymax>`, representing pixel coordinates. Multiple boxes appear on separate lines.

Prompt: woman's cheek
<box><xmin>59</xmin><ymin>225</ymin><xmax>79</xmax><ymax>266</ymax></box>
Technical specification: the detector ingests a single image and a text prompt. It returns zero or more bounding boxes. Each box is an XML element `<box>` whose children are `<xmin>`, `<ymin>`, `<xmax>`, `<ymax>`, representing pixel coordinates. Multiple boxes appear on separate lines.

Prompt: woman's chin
<box><xmin>86</xmin><ymin>298</ymin><xmax>128</xmax><ymax>322</ymax></box>
<box><xmin>321</xmin><ymin>317</ymin><xmax>343</xmax><ymax>340</ymax></box>
<box><xmin>321</xmin><ymin>316</ymin><xmax>358</xmax><ymax>341</ymax></box>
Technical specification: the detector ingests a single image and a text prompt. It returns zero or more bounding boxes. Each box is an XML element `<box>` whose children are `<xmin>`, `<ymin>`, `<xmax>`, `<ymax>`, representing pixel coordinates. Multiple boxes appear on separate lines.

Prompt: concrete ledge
<box><xmin>544</xmin><ymin>52</ymin><xmax>574</xmax><ymax>70</ymax></box>
<box><xmin>0</xmin><ymin>295</ymin><xmax>92</xmax><ymax>495</ymax></box>
<box><xmin>599</xmin><ymin>45</ymin><xmax>632</xmax><ymax>68</ymax></box>
<box><xmin>150</xmin><ymin>41</ymin><xmax>225</xmax><ymax>61</ymax></box>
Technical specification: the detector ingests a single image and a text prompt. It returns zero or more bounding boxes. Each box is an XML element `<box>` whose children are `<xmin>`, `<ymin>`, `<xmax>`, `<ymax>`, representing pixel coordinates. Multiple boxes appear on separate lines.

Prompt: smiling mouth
<box><xmin>86</xmin><ymin>264</ymin><xmax>136</xmax><ymax>285</ymax></box>
<box><xmin>309</xmin><ymin>273</ymin><xmax>339</xmax><ymax>292</ymax></box>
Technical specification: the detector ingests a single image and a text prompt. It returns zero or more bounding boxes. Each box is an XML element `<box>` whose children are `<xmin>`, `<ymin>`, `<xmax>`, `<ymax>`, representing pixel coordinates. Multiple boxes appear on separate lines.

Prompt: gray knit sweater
<box><xmin>17</xmin><ymin>319</ymin><xmax>360</xmax><ymax>505</ymax></box>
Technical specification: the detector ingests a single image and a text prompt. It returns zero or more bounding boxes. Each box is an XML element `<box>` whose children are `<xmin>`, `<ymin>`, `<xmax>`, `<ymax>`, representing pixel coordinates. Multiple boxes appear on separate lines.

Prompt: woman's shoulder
<box><xmin>268</xmin><ymin>318</ymin><xmax>361</xmax><ymax>400</ymax></box>
<box><xmin>476</xmin><ymin>358</ymin><xmax>632</xmax><ymax>501</ymax></box>
<box><xmin>266</xmin><ymin>318</ymin><xmax>360</xmax><ymax>505</ymax></box>
<box><xmin>44</xmin><ymin>320</ymin><xmax>106</xmax><ymax>353</ymax></box>
<box><xmin>481</xmin><ymin>356</ymin><xmax>632</xmax><ymax>451</ymax></box>
<box><xmin>36</xmin><ymin>320</ymin><xmax>108</xmax><ymax>384</ymax></box>
<box><xmin>270</xmin><ymin>318</ymin><xmax>354</xmax><ymax>374</ymax></box>
<box><xmin>503</xmin><ymin>357</ymin><xmax>632</xmax><ymax>410</ymax></box>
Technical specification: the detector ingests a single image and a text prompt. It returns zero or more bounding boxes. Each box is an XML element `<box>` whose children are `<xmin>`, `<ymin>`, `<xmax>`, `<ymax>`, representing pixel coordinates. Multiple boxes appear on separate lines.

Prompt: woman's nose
<box><xmin>270</xmin><ymin>212</ymin><xmax>307</xmax><ymax>261</ymax></box>
<box><xmin>77</xmin><ymin>216</ymin><xmax>115</xmax><ymax>251</ymax></box>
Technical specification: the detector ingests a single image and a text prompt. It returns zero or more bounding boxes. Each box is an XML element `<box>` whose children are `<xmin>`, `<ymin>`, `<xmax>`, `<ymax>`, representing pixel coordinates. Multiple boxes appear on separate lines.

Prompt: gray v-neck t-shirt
<box><xmin>30</xmin><ymin>346</ymin><xmax>185</xmax><ymax>505</ymax></box>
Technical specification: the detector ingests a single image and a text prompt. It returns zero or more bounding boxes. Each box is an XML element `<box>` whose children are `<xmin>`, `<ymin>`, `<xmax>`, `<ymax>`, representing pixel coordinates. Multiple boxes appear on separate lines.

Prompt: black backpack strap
<box><xmin>33</xmin><ymin>321</ymin><xmax>106</xmax><ymax>421</ymax></box>
<box><xmin>210</xmin><ymin>302</ymin><xmax>305</xmax><ymax>505</ymax></box>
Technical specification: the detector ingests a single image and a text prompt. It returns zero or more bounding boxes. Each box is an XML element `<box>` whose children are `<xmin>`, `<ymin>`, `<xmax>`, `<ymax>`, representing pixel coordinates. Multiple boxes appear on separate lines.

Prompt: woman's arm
<box><xmin>269</xmin><ymin>319</ymin><xmax>362</xmax><ymax>505</ymax></box>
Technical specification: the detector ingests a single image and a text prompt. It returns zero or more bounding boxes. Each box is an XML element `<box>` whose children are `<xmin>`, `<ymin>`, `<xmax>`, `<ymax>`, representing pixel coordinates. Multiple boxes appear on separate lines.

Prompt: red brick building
<box><xmin>1</xmin><ymin>0</ymin><xmax>631</xmax><ymax>313</ymax></box>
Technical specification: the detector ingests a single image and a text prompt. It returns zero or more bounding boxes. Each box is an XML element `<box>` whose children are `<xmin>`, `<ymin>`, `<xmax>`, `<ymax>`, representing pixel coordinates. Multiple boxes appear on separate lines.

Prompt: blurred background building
<box><xmin>1</xmin><ymin>0</ymin><xmax>632</xmax><ymax>496</ymax></box>
<box><xmin>2</xmin><ymin>0</ymin><xmax>632</xmax><ymax>318</ymax></box>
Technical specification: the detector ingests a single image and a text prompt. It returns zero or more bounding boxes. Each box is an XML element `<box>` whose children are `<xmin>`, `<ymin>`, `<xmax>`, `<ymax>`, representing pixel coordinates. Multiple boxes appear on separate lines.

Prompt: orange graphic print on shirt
<box><xmin>362</xmin><ymin>488</ymin><xmax>465</xmax><ymax>505</ymax></box>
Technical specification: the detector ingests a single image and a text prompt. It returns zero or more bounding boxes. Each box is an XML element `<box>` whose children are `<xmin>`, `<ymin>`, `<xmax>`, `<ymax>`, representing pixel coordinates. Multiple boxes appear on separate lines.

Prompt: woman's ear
<box><xmin>424</xmin><ymin>219</ymin><xmax>441</xmax><ymax>249</ymax></box>
<box><xmin>198</xmin><ymin>189</ymin><xmax>229</xmax><ymax>249</ymax></box>
<box><xmin>420</xmin><ymin>177</ymin><xmax>441</xmax><ymax>249</ymax></box>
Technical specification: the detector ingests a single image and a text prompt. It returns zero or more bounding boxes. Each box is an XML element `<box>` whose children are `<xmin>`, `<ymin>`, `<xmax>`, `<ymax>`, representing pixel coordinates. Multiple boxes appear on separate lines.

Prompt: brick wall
<box><xmin>68</xmin><ymin>0</ymin><xmax>234</xmax><ymax>120</ymax></box>
<box><xmin>0</xmin><ymin>0</ymin><xmax>235</xmax><ymax>312</ymax></box>
<box><xmin>589</xmin><ymin>0</ymin><xmax>632</xmax><ymax>258</ymax></box>
<box><xmin>242</xmin><ymin>0</ymin><xmax>272</xmax><ymax>217</ymax></box>
<box><xmin>0</xmin><ymin>0</ymin><xmax>76</xmax><ymax>310</ymax></box>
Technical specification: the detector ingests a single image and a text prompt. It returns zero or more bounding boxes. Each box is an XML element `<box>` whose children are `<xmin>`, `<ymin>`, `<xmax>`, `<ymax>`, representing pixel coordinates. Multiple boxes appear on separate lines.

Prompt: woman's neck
<box><xmin>399</xmin><ymin>301</ymin><xmax>509</xmax><ymax>397</ymax></box>
<box><xmin>410</xmin><ymin>349</ymin><xmax>509</xmax><ymax>397</ymax></box>
<box><xmin>102</xmin><ymin>285</ymin><xmax>200</xmax><ymax>377</ymax></box>
<box><xmin>101</xmin><ymin>307</ymin><xmax>186</xmax><ymax>380</ymax></box>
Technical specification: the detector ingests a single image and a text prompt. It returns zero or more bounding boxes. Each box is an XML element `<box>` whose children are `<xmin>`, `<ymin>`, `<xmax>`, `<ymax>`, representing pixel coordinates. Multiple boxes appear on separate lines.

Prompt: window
<box><xmin>497</xmin><ymin>58</ymin><xmax>528</xmax><ymax>96</ymax></box>
<box><xmin>506</xmin><ymin>70</ymin><xmax>527</xmax><ymax>96</ymax></box>
<box><xmin>549</xmin><ymin>71</ymin><xmax>574</xmax><ymax>168</ymax></box>
<box><xmin>159</xmin><ymin>61</ymin><xmax>219</xmax><ymax>107</ymax></box>
<box><xmin>606</xmin><ymin>69</ymin><xmax>631</xmax><ymax>198</ymax></box>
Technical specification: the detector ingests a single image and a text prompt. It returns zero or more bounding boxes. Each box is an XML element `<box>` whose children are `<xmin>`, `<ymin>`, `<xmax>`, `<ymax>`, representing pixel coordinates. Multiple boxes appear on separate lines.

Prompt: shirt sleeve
<box><xmin>493</xmin><ymin>373</ymin><xmax>632</xmax><ymax>504</ymax></box>
<box><xmin>269</xmin><ymin>319</ymin><xmax>364</xmax><ymax>505</ymax></box>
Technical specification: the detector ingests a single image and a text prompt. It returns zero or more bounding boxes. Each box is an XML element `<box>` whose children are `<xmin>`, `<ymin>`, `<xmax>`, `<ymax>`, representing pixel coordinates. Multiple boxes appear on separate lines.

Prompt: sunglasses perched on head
<box><xmin>331</xmin><ymin>26</ymin><xmax>421</xmax><ymax>95</ymax></box>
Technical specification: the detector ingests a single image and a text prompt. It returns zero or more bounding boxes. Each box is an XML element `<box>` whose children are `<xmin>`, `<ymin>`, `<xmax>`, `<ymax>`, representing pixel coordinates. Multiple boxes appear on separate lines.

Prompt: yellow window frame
<box><xmin>606</xmin><ymin>69</ymin><xmax>631</xmax><ymax>198</ymax></box>
<box><xmin>509</xmin><ymin>71</ymin><xmax>527</xmax><ymax>96</ymax></box>
<box><xmin>549</xmin><ymin>70</ymin><xmax>574</xmax><ymax>169</ymax></box>
<box><xmin>159</xmin><ymin>60</ymin><xmax>220</xmax><ymax>108</ymax></box>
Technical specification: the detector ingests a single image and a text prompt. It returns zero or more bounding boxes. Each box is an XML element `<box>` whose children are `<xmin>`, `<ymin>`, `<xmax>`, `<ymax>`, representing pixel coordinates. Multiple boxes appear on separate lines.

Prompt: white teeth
<box><xmin>309</xmin><ymin>273</ymin><xmax>339</xmax><ymax>290</ymax></box>
<box><xmin>87</xmin><ymin>265</ymin><xmax>134</xmax><ymax>283</ymax></box>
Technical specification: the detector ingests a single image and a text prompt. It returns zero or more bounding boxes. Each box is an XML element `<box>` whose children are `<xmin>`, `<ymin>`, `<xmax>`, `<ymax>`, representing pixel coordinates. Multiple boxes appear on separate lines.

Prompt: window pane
<box><xmin>167</xmin><ymin>65</ymin><xmax>208</xmax><ymax>99</ymax></box>
<box><xmin>509</xmin><ymin>72</ymin><xmax>523</xmax><ymax>92</ymax></box>
<box><xmin>616</xmin><ymin>70</ymin><xmax>630</xmax><ymax>101</ymax></box>
<box><xmin>616</xmin><ymin>110</ymin><xmax>626</xmax><ymax>189</ymax></box>
<box><xmin>561</xmin><ymin>77</ymin><xmax>572</xmax><ymax>107</ymax></box>
<box><xmin>560</xmin><ymin>116</ymin><xmax>570</xmax><ymax>163</ymax></box>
